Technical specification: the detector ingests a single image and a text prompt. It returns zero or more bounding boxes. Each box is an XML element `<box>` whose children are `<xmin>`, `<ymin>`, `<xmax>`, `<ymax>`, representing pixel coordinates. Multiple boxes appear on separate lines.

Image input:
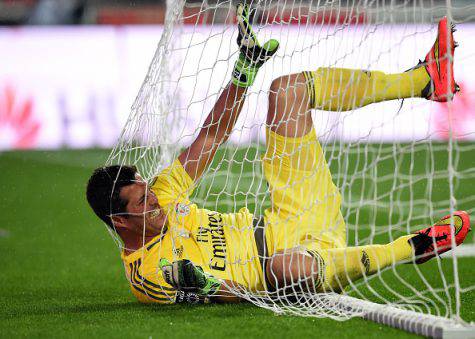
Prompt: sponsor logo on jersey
<box><xmin>175</xmin><ymin>203</ymin><xmax>190</xmax><ymax>216</ymax></box>
<box><xmin>195</xmin><ymin>212</ymin><xmax>227</xmax><ymax>271</ymax></box>
<box><xmin>173</xmin><ymin>245</ymin><xmax>184</xmax><ymax>258</ymax></box>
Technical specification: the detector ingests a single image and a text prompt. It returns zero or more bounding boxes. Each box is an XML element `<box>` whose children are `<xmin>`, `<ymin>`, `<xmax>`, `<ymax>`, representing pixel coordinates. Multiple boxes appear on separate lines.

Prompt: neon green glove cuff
<box><xmin>200</xmin><ymin>275</ymin><xmax>222</xmax><ymax>296</ymax></box>
<box><xmin>232</xmin><ymin>54</ymin><xmax>260</xmax><ymax>87</ymax></box>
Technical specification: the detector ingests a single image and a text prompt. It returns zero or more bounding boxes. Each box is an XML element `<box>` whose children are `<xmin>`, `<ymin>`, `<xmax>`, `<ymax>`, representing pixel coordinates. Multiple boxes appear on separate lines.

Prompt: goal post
<box><xmin>108</xmin><ymin>0</ymin><xmax>475</xmax><ymax>336</ymax></box>
<box><xmin>320</xmin><ymin>293</ymin><xmax>473</xmax><ymax>338</ymax></box>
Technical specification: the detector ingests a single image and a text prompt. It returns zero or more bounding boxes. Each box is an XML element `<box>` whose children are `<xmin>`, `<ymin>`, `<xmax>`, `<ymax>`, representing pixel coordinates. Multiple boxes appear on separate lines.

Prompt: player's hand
<box><xmin>159</xmin><ymin>258</ymin><xmax>221</xmax><ymax>296</ymax></box>
<box><xmin>232</xmin><ymin>3</ymin><xmax>279</xmax><ymax>87</ymax></box>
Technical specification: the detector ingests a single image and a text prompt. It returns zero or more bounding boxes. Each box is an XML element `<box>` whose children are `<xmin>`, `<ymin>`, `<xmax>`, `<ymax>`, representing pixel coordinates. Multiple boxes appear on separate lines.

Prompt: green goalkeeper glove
<box><xmin>232</xmin><ymin>3</ymin><xmax>279</xmax><ymax>87</ymax></box>
<box><xmin>159</xmin><ymin>258</ymin><xmax>222</xmax><ymax>296</ymax></box>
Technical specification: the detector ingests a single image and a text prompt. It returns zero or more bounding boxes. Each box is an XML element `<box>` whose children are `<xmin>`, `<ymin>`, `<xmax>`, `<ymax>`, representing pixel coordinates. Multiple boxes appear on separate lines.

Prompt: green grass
<box><xmin>1</xmin><ymin>146</ymin><xmax>474</xmax><ymax>338</ymax></box>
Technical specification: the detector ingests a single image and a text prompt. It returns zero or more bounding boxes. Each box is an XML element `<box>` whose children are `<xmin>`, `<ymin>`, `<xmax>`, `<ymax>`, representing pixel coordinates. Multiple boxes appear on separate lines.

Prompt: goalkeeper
<box><xmin>86</xmin><ymin>5</ymin><xmax>470</xmax><ymax>304</ymax></box>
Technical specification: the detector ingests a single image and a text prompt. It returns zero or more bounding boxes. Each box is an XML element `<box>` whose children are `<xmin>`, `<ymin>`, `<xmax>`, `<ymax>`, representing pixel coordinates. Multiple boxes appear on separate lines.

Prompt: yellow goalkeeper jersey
<box><xmin>121</xmin><ymin>159</ymin><xmax>264</xmax><ymax>304</ymax></box>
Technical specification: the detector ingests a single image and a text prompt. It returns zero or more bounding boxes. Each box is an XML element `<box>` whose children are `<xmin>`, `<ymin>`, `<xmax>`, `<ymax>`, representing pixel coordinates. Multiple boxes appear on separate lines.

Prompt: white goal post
<box><xmin>108</xmin><ymin>0</ymin><xmax>475</xmax><ymax>337</ymax></box>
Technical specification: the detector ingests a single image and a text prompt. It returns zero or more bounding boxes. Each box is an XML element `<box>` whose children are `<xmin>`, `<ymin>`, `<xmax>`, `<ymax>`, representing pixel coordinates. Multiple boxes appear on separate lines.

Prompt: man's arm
<box><xmin>178</xmin><ymin>4</ymin><xmax>279</xmax><ymax>181</ymax></box>
<box><xmin>209</xmin><ymin>279</ymin><xmax>245</xmax><ymax>303</ymax></box>
<box><xmin>160</xmin><ymin>259</ymin><xmax>246</xmax><ymax>304</ymax></box>
<box><xmin>178</xmin><ymin>83</ymin><xmax>247</xmax><ymax>181</ymax></box>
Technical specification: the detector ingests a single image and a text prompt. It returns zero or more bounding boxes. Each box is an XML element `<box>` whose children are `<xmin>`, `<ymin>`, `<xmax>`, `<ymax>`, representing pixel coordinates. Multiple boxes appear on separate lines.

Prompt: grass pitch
<box><xmin>1</xmin><ymin>146</ymin><xmax>474</xmax><ymax>338</ymax></box>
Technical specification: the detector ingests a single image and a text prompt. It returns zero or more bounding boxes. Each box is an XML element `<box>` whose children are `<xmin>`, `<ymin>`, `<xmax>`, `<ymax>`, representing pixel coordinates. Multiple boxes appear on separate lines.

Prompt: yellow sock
<box><xmin>309</xmin><ymin>235</ymin><xmax>415</xmax><ymax>292</ymax></box>
<box><xmin>303</xmin><ymin>67</ymin><xmax>430</xmax><ymax>111</ymax></box>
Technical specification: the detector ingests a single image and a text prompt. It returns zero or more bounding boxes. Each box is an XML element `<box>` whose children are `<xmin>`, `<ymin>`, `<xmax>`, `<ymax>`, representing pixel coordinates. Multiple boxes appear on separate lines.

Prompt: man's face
<box><xmin>117</xmin><ymin>174</ymin><xmax>167</xmax><ymax>236</ymax></box>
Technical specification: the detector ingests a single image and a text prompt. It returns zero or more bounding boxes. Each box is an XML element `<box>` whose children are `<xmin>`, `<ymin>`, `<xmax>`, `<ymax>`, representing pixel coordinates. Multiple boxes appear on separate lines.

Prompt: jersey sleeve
<box><xmin>126</xmin><ymin>257</ymin><xmax>206</xmax><ymax>305</ymax></box>
<box><xmin>151</xmin><ymin>159</ymin><xmax>195</xmax><ymax>212</ymax></box>
<box><xmin>127</xmin><ymin>258</ymin><xmax>177</xmax><ymax>304</ymax></box>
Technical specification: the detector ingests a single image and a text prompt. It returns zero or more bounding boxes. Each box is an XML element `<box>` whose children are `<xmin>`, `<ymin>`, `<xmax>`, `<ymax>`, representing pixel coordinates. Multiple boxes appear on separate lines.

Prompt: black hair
<box><xmin>86</xmin><ymin>165</ymin><xmax>138</xmax><ymax>229</ymax></box>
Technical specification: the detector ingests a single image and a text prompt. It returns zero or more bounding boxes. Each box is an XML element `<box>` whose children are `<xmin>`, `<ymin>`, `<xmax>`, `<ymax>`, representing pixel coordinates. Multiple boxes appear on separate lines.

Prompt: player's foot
<box><xmin>409</xmin><ymin>211</ymin><xmax>471</xmax><ymax>264</ymax></box>
<box><xmin>421</xmin><ymin>16</ymin><xmax>459</xmax><ymax>102</ymax></box>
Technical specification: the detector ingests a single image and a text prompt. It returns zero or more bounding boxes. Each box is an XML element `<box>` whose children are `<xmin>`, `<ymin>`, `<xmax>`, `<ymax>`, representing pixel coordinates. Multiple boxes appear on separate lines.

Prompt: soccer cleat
<box><xmin>421</xmin><ymin>16</ymin><xmax>457</xmax><ymax>102</ymax></box>
<box><xmin>409</xmin><ymin>211</ymin><xmax>471</xmax><ymax>264</ymax></box>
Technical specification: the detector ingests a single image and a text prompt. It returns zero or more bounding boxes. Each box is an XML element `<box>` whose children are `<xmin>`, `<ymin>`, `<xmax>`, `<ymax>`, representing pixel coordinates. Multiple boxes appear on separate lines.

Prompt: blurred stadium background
<box><xmin>1</xmin><ymin>0</ymin><xmax>475</xmax><ymax>338</ymax></box>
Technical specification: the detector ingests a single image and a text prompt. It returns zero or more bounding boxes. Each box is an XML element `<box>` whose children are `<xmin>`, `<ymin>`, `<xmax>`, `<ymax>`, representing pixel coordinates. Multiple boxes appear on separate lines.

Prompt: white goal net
<box><xmin>107</xmin><ymin>0</ymin><xmax>475</xmax><ymax>336</ymax></box>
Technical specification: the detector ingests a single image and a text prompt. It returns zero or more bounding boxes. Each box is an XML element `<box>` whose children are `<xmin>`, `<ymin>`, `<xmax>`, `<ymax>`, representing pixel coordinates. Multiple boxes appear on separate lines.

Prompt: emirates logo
<box><xmin>0</xmin><ymin>85</ymin><xmax>40</xmax><ymax>149</ymax></box>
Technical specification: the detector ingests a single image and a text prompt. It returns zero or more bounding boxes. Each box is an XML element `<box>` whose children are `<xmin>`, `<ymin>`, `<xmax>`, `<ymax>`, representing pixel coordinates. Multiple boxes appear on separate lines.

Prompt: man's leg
<box><xmin>266</xmin><ymin>65</ymin><xmax>430</xmax><ymax>134</ymax></box>
<box><xmin>264</xmin><ymin>69</ymin><xmax>464</xmax><ymax>291</ymax></box>
<box><xmin>310</xmin><ymin>235</ymin><xmax>415</xmax><ymax>292</ymax></box>
<box><xmin>263</xmin><ymin>72</ymin><xmax>345</xmax><ymax>291</ymax></box>
<box><xmin>301</xmin><ymin>16</ymin><xmax>458</xmax><ymax>111</ymax></box>
<box><xmin>266</xmin><ymin>211</ymin><xmax>471</xmax><ymax>293</ymax></box>
<box><xmin>264</xmin><ymin>16</ymin><xmax>460</xmax><ymax>293</ymax></box>
<box><xmin>266</xmin><ymin>235</ymin><xmax>414</xmax><ymax>292</ymax></box>
<box><xmin>303</xmin><ymin>67</ymin><xmax>429</xmax><ymax>112</ymax></box>
<box><xmin>264</xmin><ymin>72</ymin><xmax>346</xmax><ymax>256</ymax></box>
<box><xmin>267</xmin><ymin>72</ymin><xmax>313</xmax><ymax>138</ymax></box>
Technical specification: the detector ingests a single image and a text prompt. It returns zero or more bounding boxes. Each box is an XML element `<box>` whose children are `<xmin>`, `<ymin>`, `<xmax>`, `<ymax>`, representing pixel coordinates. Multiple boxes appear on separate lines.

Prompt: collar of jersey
<box><xmin>121</xmin><ymin>226</ymin><xmax>169</xmax><ymax>261</ymax></box>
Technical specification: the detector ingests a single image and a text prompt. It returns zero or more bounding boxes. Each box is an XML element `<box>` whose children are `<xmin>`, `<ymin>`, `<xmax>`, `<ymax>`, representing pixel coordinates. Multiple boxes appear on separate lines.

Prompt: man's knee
<box><xmin>266</xmin><ymin>253</ymin><xmax>286</xmax><ymax>289</ymax></box>
<box><xmin>265</xmin><ymin>251</ymin><xmax>319</xmax><ymax>291</ymax></box>
<box><xmin>269</xmin><ymin>76</ymin><xmax>292</xmax><ymax>106</ymax></box>
<box><xmin>270</xmin><ymin>75</ymin><xmax>287</xmax><ymax>93</ymax></box>
<box><xmin>267</xmin><ymin>74</ymin><xmax>307</xmax><ymax>127</ymax></box>
<box><xmin>267</xmin><ymin>76</ymin><xmax>287</xmax><ymax>127</ymax></box>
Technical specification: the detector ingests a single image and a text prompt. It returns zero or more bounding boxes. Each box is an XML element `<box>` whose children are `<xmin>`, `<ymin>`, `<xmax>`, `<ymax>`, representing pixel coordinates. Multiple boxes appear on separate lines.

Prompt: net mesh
<box><xmin>107</xmin><ymin>0</ymin><xmax>474</xmax><ymax>324</ymax></box>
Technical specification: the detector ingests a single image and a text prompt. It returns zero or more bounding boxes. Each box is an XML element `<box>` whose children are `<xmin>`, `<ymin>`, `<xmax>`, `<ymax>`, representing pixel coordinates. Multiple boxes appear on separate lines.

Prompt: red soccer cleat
<box><xmin>409</xmin><ymin>211</ymin><xmax>471</xmax><ymax>264</ymax></box>
<box><xmin>422</xmin><ymin>16</ymin><xmax>459</xmax><ymax>102</ymax></box>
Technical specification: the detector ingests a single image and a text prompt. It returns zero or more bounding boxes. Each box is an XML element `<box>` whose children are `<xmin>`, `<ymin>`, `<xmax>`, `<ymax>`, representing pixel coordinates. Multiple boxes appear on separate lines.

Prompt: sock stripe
<box><xmin>307</xmin><ymin>249</ymin><xmax>326</xmax><ymax>290</ymax></box>
<box><xmin>303</xmin><ymin>71</ymin><xmax>316</xmax><ymax>108</ymax></box>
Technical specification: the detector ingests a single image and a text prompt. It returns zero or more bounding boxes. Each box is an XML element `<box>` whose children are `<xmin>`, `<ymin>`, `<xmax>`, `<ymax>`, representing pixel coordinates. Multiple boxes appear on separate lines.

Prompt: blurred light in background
<box><xmin>1</xmin><ymin>0</ymin><xmax>475</xmax><ymax>150</ymax></box>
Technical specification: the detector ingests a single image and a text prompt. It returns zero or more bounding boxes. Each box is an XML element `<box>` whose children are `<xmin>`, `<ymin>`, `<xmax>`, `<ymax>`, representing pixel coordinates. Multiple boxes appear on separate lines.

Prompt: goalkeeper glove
<box><xmin>159</xmin><ymin>258</ymin><xmax>222</xmax><ymax>296</ymax></box>
<box><xmin>232</xmin><ymin>3</ymin><xmax>279</xmax><ymax>87</ymax></box>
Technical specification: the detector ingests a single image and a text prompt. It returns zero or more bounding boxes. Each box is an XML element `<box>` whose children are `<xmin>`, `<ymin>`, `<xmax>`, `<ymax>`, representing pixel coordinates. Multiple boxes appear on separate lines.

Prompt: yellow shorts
<box><xmin>262</xmin><ymin>128</ymin><xmax>346</xmax><ymax>254</ymax></box>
